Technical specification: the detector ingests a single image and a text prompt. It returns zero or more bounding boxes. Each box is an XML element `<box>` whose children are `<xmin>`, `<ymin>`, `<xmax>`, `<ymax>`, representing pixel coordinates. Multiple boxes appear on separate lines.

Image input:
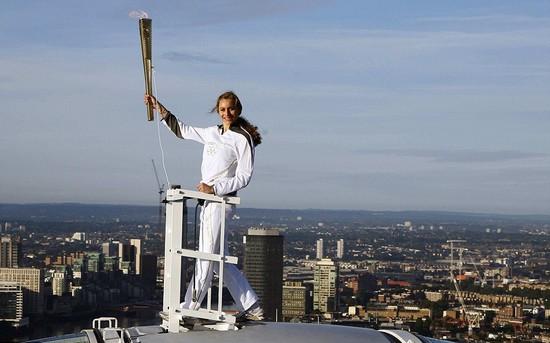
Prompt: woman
<box><xmin>144</xmin><ymin>91</ymin><xmax>263</xmax><ymax>320</ymax></box>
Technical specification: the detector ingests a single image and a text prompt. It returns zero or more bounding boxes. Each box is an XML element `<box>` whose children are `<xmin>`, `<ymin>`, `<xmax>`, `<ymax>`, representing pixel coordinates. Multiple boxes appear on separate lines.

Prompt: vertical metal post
<box><xmin>163</xmin><ymin>189</ymin><xmax>184</xmax><ymax>333</ymax></box>
<box><xmin>217</xmin><ymin>199</ymin><xmax>226</xmax><ymax>314</ymax></box>
<box><xmin>162</xmin><ymin>194</ymin><xmax>174</xmax><ymax>315</ymax></box>
<box><xmin>181</xmin><ymin>204</ymin><xmax>188</xmax><ymax>302</ymax></box>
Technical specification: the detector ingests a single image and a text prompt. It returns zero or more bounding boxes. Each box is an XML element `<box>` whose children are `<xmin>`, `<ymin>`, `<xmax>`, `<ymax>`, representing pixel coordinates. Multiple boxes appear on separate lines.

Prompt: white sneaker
<box><xmin>237</xmin><ymin>303</ymin><xmax>264</xmax><ymax>321</ymax></box>
<box><xmin>245</xmin><ymin>306</ymin><xmax>264</xmax><ymax>321</ymax></box>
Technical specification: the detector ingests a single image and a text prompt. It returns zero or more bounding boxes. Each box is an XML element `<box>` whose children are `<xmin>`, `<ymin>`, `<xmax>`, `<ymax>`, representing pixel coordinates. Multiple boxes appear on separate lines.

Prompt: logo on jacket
<box><xmin>206</xmin><ymin>143</ymin><xmax>217</xmax><ymax>156</ymax></box>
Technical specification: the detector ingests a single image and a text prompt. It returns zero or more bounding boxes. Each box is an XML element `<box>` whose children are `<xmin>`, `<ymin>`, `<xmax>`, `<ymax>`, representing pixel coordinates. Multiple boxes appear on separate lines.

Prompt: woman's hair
<box><xmin>211</xmin><ymin>91</ymin><xmax>262</xmax><ymax>146</ymax></box>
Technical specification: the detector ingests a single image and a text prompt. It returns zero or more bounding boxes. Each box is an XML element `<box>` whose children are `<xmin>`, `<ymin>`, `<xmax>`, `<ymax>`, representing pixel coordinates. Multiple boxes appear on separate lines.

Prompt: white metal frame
<box><xmin>162</xmin><ymin>188</ymin><xmax>240</xmax><ymax>333</ymax></box>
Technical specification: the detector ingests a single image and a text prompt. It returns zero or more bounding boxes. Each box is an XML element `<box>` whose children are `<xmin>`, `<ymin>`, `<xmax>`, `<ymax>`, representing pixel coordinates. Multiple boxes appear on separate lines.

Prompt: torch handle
<box><xmin>145</xmin><ymin>59</ymin><xmax>154</xmax><ymax>121</ymax></box>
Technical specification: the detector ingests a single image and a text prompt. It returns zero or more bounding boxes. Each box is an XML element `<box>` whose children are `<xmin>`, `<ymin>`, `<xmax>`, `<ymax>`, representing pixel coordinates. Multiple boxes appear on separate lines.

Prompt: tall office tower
<box><xmin>244</xmin><ymin>228</ymin><xmax>283</xmax><ymax>321</ymax></box>
<box><xmin>72</xmin><ymin>255</ymin><xmax>87</xmax><ymax>280</ymax></box>
<box><xmin>0</xmin><ymin>282</ymin><xmax>26</xmax><ymax>327</ymax></box>
<box><xmin>316</xmin><ymin>238</ymin><xmax>324</xmax><ymax>260</ymax></box>
<box><xmin>282</xmin><ymin>281</ymin><xmax>307</xmax><ymax>321</ymax></box>
<box><xmin>130</xmin><ymin>239</ymin><xmax>142</xmax><ymax>275</ymax></box>
<box><xmin>0</xmin><ymin>268</ymin><xmax>44</xmax><ymax>314</ymax></box>
<box><xmin>0</xmin><ymin>235</ymin><xmax>22</xmax><ymax>268</ymax></box>
<box><xmin>52</xmin><ymin>269</ymin><xmax>68</xmax><ymax>296</ymax></box>
<box><xmin>118</xmin><ymin>242</ymin><xmax>136</xmax><ymax>274</ymax></box>
<box><xmin>104</xmin><ymin>256</ymin><xmax>120</xmax><ymax>272</ymax></box>
<box><xmin>86</xmin><ymin>252</ymin><xmax>104</xmax><ymax>273</ymax></box>
<box><xmin>336</xmin><ymin>239</ymin><xmax>344</xmax><ymax>259</ymax></box>
<box><xmin>102</xmin><ymin>242</ymin><xmax>118</xmax><ymax>257</ymax></box>
<box><xmin>313</xmin><ymin>258</ymin><xmax>338</xmax><ymax>314</ymax></box>
<box><xmin>141</xmin><ymin>254</ymin><xmax>158</xmax><ymax>296</ymax></box>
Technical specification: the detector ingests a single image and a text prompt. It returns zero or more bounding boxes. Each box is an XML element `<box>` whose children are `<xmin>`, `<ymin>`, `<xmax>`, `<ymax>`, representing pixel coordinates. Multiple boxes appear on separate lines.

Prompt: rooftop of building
<box><xmin>28</xmin><ymin>321</ymin><xmax>453</xmax><ymax>343</ymax></box>
<box><xmin>247</xmin><ymin>228</ymin><xmax>282</xmax><ymax>236</ymax></box>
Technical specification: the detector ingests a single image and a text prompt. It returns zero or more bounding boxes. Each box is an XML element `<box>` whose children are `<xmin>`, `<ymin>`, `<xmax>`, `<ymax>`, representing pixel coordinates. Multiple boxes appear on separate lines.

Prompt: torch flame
<box><xmin>129</xmin><ymin>10</ymin><xmax>149</xmax><ymax>19</ymax></box>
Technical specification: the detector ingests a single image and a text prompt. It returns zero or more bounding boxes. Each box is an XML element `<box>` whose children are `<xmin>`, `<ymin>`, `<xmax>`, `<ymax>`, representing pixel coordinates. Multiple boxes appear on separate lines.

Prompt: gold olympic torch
<box><xmin>139</xmin><ymin>18</ymin><xmax>154</xmax><ymax>121</ymax></box>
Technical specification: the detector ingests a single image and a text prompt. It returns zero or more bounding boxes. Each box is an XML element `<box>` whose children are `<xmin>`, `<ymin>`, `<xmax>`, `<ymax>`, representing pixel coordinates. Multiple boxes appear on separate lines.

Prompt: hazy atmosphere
<box><xmin>1</xmin><ymin>1</ymin><xmax>549</xmax><ymax>214</ymax></box>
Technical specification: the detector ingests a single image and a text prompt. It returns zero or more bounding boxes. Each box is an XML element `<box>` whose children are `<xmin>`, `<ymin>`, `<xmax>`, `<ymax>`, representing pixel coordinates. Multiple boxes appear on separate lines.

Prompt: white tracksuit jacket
<box><xmin>163</xmin><ymin>112</ymin><xmax>259</xmax><ymax>312</ymax></box>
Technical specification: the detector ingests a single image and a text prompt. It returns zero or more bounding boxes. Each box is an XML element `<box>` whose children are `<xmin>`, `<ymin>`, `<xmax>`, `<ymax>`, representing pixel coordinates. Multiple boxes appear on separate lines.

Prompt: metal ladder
<box><xmin>162</xmin><ymin>187</ymin><xmax>240</xmax><ymax>332</ymax></box>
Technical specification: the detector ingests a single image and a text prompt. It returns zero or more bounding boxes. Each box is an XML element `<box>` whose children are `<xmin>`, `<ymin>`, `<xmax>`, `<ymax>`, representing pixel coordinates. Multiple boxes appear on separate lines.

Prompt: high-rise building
<box><xmin>102</xmin><ymin>242</ymin><xmax>118</xmax><ymax>257</ymax></box>
<box><xmin>316</xmin><ymin>238</ymin><xmax>324</xmax><ymax>260</ymax></box>
<box><xmin>86</xmin><ymin>252</ymin><xmax>104</xmax><ymax>273</ymax></box>
<box><xmin>141</xmin><ymin>254</ymin><xmax>158</xmax><ymax>296</ymax></box>
<box><xmin>0</xmin><ymin>281</ymin><xmax>27</xmax><ymax>327</ymax></box>
<box><xmin>0</xmin><ymin>268</ymin><xmax>44</xmax><ymax>314</ymax></box>
<box><xmin>72</xmin><ymin>257</ymin><xmax>86</xmax><ymax>280</ymax></box>
<box><xmin>130</xmin><ymin>239</ymin><xmax>142</xmax><ymax>275</ymax></box>
<box><xmin>244</xmin><ymin>228</ymin><xmax>283</xmax><ymax>321</ymax></box>
<box><xmin>336</xmin><ymin>239</ymin><xmax>344</xmax><ymax>259</ymax></box>
<box><xmin>282</xmin><ymin>281</ymin><xmax>309</xmax><ymax>321</ymax></box>
<box><xmin>118</xmin><ymin>242</ymin><xmax>136</xmax><ymax>274</ymax></box>
<box><xmin>52</xmin><ymin>270</ymin><xmax>68</xmax><ymax>296</ymax></box>
<box><xmin>0</xmin><ymin>235</ymin><xmax>22</xmax><ymax>268</ymax></box>
<box><xmin>313</xmin><ymin>258</ymin><xmax>338</xmax><ymax>314</ymax></box>
<box><xmin>104</xmin><ymin>256</ymin><xmax>119</xmax><ymax>272</ymax></box>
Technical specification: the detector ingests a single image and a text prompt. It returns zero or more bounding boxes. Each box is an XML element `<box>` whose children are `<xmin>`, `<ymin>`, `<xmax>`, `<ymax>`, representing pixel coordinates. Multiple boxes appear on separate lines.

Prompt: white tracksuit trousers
<box><xmin>180</xmin><ymin>201</ymin><xmax>258</xmax><ymax>311</ymax></box>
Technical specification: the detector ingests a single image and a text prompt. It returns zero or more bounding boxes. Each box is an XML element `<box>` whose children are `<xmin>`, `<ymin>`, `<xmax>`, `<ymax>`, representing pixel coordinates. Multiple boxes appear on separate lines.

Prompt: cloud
<box><xmin>357</xmin><ymin>149</ymin><xmax>548</xmax><ymax>163</ymax></box>
<box><xmin>162</xmin><ymin>51</ymin><xmax>229</xmax><ymax>64</ymax></box>
<box><xmin>416</xmin><ymin>14</ymin><xmax>550</xmax><ymax>26</ymax></box>
<box><xmin>146</xmin><ymin>0</ymin><xmax>329</xmax><ymax>28</ymax></box>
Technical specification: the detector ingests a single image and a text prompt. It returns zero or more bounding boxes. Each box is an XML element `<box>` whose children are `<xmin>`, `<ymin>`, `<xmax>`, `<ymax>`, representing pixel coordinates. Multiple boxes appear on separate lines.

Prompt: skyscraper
<box><xmin>244</xmin><ymin>228</ymin><xmax>283</xmax><ymax>321</ymax></box>
<box><xmin>130</xmin><ymin>239</ymin><xmax>142</xmax><ymax>275</ymax></box>
<box><xmin>118</xmin><ymin>243</ymin><xmax>136</xmax><ymax>274</ymax></box>
<box><xmin>282</xmin><ymin>281</ymin><xmax>310</xmax><ymax>321</ymax></box>
<box><xmin>316</xmin><ymin>238</ymin><xmax>324</xmax><ymax>260</ymax></box>
<box><xmin>0</xmin><ymin>282</ymin><xmax>26</xmax><ymax>327</ymax></box>
<box><xmin>141</xmin><ymin>254</ymin><xmax>158</xmax><ymax>296</ymax></box>
<box><xmin>86</xmin><ymin>252</ymin><xmax>104</xmax><ymax>273</ymax></box>
<box><xmin>0</xmin><ymin>235</ymin><xmax>22</xmax><ymax>268</ymax></box>
<box><xmin>313</xmin><ymin>258</ymin><xmax>338</xmax><ymax>314</ymax></box>
<box><xmin>104</xmin><ymin>256</ymin><xmax>119</xmax><ymax>272</ymax></box>
<box><xmin>52</xmin><ymin>268</ymin><xmax>68</xmax><ymax>296</ymax></box>
<box><xmin>102</xmin><ymin>242</ymin><xmax>118</xmax><ymax>257</ymax></box>
<box><xmin>336</xmin><ymin>239</ymin><xmax>344</xmax><ymax>259</ymax></box>
<box><xmin>0</xmin><ymin>268</ymin><xmax>44</xmax><ymax>314</ymax></box>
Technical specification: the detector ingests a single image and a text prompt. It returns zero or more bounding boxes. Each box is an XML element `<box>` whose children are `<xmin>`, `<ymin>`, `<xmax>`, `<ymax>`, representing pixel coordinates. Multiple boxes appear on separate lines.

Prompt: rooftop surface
<box><xmin>136</xmin><ymin>322</ymin><xmax>418</xmax><ymax>343</ymax></box>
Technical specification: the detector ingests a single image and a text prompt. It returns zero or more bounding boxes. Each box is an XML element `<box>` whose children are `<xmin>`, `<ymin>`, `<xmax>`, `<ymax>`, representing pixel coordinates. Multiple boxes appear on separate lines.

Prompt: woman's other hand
<box><xmin>197</xmin><ymin>182</ymin><xmax>214</xmax><ymax>194</ymax></box>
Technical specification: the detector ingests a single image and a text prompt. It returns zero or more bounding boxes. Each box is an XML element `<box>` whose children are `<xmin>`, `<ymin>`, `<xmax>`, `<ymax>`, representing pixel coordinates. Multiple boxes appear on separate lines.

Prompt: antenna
<box><xmin>152</xmin><ymin>159</ymin><xmax>165</xmax><ymax>231</ymax></box>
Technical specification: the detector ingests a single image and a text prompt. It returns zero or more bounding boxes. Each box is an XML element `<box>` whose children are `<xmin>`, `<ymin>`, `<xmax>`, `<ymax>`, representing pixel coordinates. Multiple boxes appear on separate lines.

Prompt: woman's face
<box><xmin>218</xmin><ymin>98</ymin><xmax>240</xmax><ymax>127</ymax></box>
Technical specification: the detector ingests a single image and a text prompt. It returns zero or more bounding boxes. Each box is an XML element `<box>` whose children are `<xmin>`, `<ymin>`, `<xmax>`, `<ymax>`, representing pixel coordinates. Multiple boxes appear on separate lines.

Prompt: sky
<box><xmin>1</xmin><ymin>1</ymin><xmax>550</xmax><ymax>214</ymax></box>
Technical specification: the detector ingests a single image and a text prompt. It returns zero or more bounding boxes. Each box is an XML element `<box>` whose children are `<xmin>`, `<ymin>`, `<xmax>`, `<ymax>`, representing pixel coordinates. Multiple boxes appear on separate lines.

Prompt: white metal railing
<box><xmin>92</xmin><ymin>317</ymin><xmax>123</xmax><ymax>343</ymax></box>
<box><xmin>162</xmin><ymin>187</ymin><xmax>240</xmax><ymax>332</ymax></box>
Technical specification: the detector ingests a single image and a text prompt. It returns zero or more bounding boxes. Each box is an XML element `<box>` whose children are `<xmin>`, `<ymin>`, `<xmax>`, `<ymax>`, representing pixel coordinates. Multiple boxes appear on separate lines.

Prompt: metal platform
<box><xmin>162</xmin><ymin>187</ymin><xmax>241</xmax><ymax>332</ymax></box>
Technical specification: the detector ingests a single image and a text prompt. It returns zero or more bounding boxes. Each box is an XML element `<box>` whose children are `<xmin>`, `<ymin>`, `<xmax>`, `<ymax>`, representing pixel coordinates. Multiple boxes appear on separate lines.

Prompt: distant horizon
<box><xmin>1</xmin><ymin>201</ymin><xmax>548</xmax><ymax>218</ymax></box>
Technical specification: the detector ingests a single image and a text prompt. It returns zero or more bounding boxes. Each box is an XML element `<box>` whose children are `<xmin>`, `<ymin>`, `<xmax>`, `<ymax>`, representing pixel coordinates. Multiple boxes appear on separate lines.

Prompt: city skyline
<box><xmin>1</xmin><ymin>1</ymin><xmax>550</xmax><ymax>214</ymax></box>
<box><xmin>0</xmin><ymin>207</ymin><xmax>548</xmax><ymax>340</ymax></box>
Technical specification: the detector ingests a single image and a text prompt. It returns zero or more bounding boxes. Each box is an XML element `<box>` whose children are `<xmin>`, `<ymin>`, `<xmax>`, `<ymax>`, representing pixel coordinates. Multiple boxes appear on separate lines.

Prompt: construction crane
<box><xmin>447</xmin><ymin>240</ymin><xmax>480</xmax><ymax>336</ymax></box>
<box><xmin>465</xmin><ymin>254</ymin><xmax>498</xmax><ymax>288</ymax></box>
<box><xmin>152</xmin><ymin>159</ymin><xmax>165</xmax><ymax>231</ymax></box>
